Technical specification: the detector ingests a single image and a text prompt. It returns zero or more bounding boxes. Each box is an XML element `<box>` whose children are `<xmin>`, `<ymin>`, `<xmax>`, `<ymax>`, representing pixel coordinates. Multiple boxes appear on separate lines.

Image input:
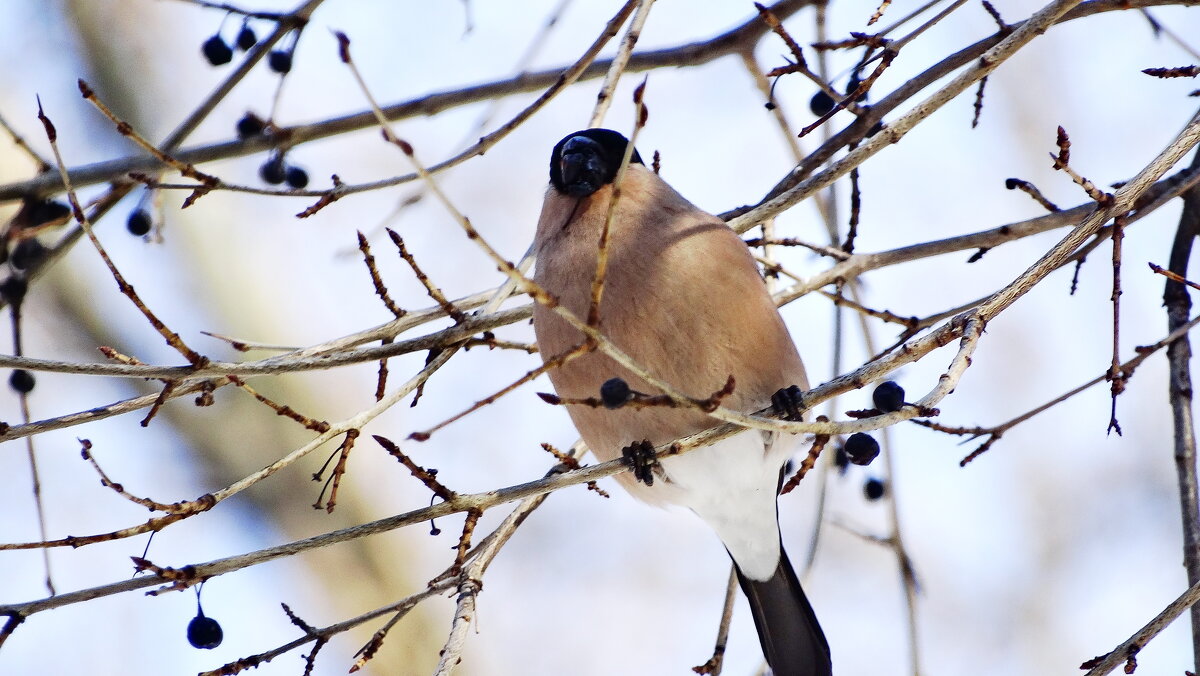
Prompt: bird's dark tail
<box><xmin>735</xmin><ymin>547</ymin><xmax>832</xmax><ymax>676</ymax></box>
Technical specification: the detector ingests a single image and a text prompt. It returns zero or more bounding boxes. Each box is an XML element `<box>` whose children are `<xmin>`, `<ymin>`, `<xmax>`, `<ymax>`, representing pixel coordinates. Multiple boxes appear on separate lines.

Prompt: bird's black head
<box><xmin>549</xmin><ymin>129</ymin><xmax>644</xmax><ymax>198</ymax></box>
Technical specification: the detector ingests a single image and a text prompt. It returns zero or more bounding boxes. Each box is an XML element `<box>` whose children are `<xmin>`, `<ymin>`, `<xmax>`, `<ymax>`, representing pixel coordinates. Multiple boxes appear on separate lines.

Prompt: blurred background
<box><xmin>1</xmin><ymin>0</ymin><xmax>1200</xmax><ymax>674</ymax></box>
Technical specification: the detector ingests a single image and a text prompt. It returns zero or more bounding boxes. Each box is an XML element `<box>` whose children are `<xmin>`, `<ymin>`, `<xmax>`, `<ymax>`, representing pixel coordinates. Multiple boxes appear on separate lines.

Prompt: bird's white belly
<box><xmin>651</xmin><ymin>429</ymin><xmax>802</xmax><ymax>581</ymax></box>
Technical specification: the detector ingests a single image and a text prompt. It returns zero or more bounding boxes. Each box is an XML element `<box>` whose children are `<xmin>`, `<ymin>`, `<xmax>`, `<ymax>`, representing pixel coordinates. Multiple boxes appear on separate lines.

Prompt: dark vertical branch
<box><xmin>1165</xmin><ymin>148</ymin><xmax>1200</xmax><ymax>670</ymax></box>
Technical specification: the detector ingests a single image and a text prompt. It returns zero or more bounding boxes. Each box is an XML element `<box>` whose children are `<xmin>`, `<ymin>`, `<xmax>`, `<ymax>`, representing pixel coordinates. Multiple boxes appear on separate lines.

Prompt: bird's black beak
<box><xmin>559</xmin><ymin>136</ymin><xmax>607</xmax><ymax>197</ymax></box>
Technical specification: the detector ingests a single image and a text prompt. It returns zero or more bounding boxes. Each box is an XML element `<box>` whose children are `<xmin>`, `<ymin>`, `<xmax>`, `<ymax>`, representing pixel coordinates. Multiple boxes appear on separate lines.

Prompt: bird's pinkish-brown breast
<box><xmin>531</xmin><ymin>166</ymin><xmax>807</xmax><ymax>465</ymax></box>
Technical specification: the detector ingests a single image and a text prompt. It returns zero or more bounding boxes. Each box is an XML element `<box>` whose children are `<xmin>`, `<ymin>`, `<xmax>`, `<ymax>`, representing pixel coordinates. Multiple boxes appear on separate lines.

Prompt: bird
<box><xmin>530</xmin><ymin>128</ymin><xmax>832</xmax><ymax>676</ymax></box>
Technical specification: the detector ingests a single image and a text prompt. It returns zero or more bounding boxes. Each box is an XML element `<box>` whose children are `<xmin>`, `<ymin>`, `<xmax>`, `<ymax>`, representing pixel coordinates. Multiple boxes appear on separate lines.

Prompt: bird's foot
<box><xmin>771</xmin><ymin>385</ymin><xmax>806</xmax><ymax>421</ymax></box>
<box><xmin>621</xmin><ymin>439</ymin><xmax>658</xmax><ymax>486</ymax></box>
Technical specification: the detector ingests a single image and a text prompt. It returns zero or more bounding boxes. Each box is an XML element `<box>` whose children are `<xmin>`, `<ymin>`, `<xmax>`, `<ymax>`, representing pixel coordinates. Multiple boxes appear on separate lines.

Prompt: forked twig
<box><xmin>36</xmin><ymin>100</ymin><xmax>209</xmax><ymax>368</ymax></box>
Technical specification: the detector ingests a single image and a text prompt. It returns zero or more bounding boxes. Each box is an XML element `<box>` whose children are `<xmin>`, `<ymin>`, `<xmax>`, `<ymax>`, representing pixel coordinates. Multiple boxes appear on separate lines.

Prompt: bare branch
<box><xmin>1081</xmin><ymin>579</ymin><xmax>1200</xmax><ymax>675</ymax></box>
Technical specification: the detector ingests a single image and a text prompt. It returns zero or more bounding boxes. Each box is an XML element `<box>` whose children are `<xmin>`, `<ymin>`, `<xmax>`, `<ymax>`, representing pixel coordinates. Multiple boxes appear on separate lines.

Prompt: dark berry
<box><xmin>236</xmin><ymin>25</ymin><xmax>258</xmax><ymax>50</ymax></box>
<box><xmin>764</xmin><ymin>101</ymin><xmax>777</xmax><ymax>111</ymax></box>
<box><xmin>10</xmin><ymin>238</ymin><xmax>46</xmax><ymax>271</ymax></box>
<box><xmin>187</xmin><ymin>612</ymin><xmax>223</xmax><ymax>649</ymax></box>
<box><xmin>268</xmin><ymin>49</ymin><xmax>293</xmax><ymax>74</ymax></box>
<box><xmin>872</xmin><ymin>381</ymin><xmax>906</xmax><ymax>413</ymax></box>
<box><xmin>235</xmin><ymin>112</ymin><xmax>265</xmax><ymax>138</ymax></box>
<box><xmin>0</xmin><ymin>277</ymin><xmax>28</xmax><ymax>306</ymax></box>
<box><xmin>202</xmin><ymin>35</ymin><xmax>233</xmax><ymax>66</ymax></box>
<box><xmin>600</xmin><ymin>377</ymin><xmax>632</xmax><ymax>409</ymax></box>
<box><xmin>9</xmin><ymin>369</ymin><xmax>34</xmax><ymax>394</ymax></box>
<box><xmin>845</xmin><ymin>432</ymin><xmax>880</xmax><ymax>466</ymax></box>
<box><xmin>1005</xmin><ymin>178</ymin><xmax>1021</xmax><ymax>190</ymax></box>
<box><xmin>285</xmin><ymin>166</ymin><xmax>309</xmax><ymax>189</ymax></box>
<box><xmin>127</xmin><ymin>209</ymin><xmax>152</xmax><ymax>236</ymax></box>
<box><xmin>834</xmin><ymin>446</ymin><xmax>849</xmax><ymax>473</ymax></box>
<box><xmin>864</xmin><ymin>477</ymin><xmax>886</xmax><ymax>501</ymax></box>
<box><xmin>809</xmin><ymin>90</ymin><xmax>835</xmax><ymax>116</ymax></box>
<box><xmin>259</xmin><ymin>156</ymin><xmax>286</xmax><ymax>185</ymax></box>
<box><xmin>30</xmin><ymin>199</ymin><xmax>69</xmax><ymax>226</ymax></box>
<box><xmin>846</xmin><ymin>74</ymin><xmax>864</xmax><ymax>99</ymax></box>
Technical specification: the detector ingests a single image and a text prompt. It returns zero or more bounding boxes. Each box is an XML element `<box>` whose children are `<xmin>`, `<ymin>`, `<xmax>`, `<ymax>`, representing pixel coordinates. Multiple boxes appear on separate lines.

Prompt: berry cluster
<box><xmin>232</xmin><ymin>113</ymin><xmax>312</xmax><ymax>188</ymax></box>
<box><xmin>259</xmin><ymin>152</ymin><xmax>309</xmax><ymax>189</ymax></box>
<box><xmin>199</xmin><ymin>14</ymin><xmax>311</xmax><ymax>187</ymax></box>
<box><xmin>201</xmin><ymin>20</ymin><xmax>257</xmax><ymax>66</ymax></box>
<box><xmin>200</xmin><ymin>16</ymin><xmax>295</xmax><ymax>75</ymax></box>
<box><xmin>231</xmin><ymin>112</ymin><xmax>313</xmax><ymax>188</ymax></box>
<box><xmin>234</xmin><ymin>116</ymin><xmax>309</xmax><ymax>189</ymax></box>
<box><xmin>831</xmin><ymin>380</ymin><xmax>910</xmax><ymax>502</ymax></box>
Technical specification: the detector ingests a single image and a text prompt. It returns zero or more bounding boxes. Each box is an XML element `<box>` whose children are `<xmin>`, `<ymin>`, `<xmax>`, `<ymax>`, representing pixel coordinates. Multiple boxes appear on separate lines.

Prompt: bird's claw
<box><xmin>771</xmin><ymin>385</ymin><xmax>805</xmax><ymax>421</ymax></box>
<box><xmin>621</xmin><ymin>439</ymin><xmax>658</xmax><ymax>486</ymax></box>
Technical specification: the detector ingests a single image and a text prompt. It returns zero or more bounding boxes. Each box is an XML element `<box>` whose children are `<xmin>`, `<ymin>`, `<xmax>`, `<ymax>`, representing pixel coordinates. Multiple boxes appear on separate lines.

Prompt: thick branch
<box><xmin>1166</xmin><ymin>146</ymin><xmax>1200</xmax><ymax>668</ymax></box>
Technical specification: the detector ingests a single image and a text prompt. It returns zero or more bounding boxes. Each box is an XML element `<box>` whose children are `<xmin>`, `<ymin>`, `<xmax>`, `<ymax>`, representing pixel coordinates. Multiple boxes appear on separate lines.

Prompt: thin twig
<box><xmin>861</xmin><ymin>0</ymin><xmax>971</xmax><ymax>64</ymax></box>
<box><xmin>356</xmin><ymin>231</ymin><xmax>406</xmax><ymax>318</ymax></box>
<box><xmin>313</xmin><ymin>430</ymin><xmax>359</xmax><ymax>513</ymax></box>
<box><xmin>1005</xmin><ymin>177</ymin><xmax>1061</xmax><ymax>212</ymax></box>
<box><xmin>981</xmin><ymin>0</ymin><xmax>1009</xmax><ymax>30</ymax></box>
<box><xmin>845</xmin><ymin>167</ymin><xmax>861</xmax><ymax>252</ymax></box>
<box><xmin>386</xmin><ymin>229</ymin><xmax>464</xmax><ymax>322</ymax></box>
<box><xmin>587</xmin><ymin>0</ymin><xmax>655</xmax><ymax>127</ymax></box>
<box><xmin>36</xmin><ymin>100</ymin><xmax>209</xmax><ymax>367</ymax></box>
<box><xmin>798</xmin><ymin>48</ymin><xmax>895</xmax><ymax>138</ymax></box>
<box><xmin>1107</xmin><ymin>213</ymin><xmax>1127</xmax><ymax>435</ymax></box>
<box><xmin>1143</xmin><ymin>65</ymin><xmax>1200</xmax><ymax>78</ymax></box>
<box><xmin>781</xmin><ymin>423</ymin><xmax>830</xmax><ymax>493</ymax></box>
<box><xmin>588</xmin><ymin>81</ymin><xmax>649</xmax><ymax>327</ymax></box>
<box><xmin>1140</xmin><ymin>8</ymin><xmax>1200</xmax><ymax>60</ymax></box>
<box><xmin>78</xmin><ymin>80</ymin><xmax>220</xmax><ymax>207</ymax></box>
<box><xmin>202</xmin><ymin>581</ymin><xmax>454</xmax><ymax>676</ymax></box>
<box><xmin>1081</xmin><ymin>579</ymin><xmax>1200</xmax><ymax>676</ymax></box>
<box><xmin>0</xmin><ymin>109</ymin><xmax>50</xmax><ymax>171</ymax></box>
<box><xmin>228</xmin><ymin>375</ymin><xmax>331</xmax><ymax>433</ymax></box>
<box><xmin>868</xmin><ymin>0</ymin><xmax>894</xmax><ymax>25</ymax></box>
<box><xmin>8</xmin><ymin>278</ymin><xmax>52</xmax><ymax>594</ymax></box>
<box><xmin>409</xmin><ymin>342</ymin><xmax>591</xmax><ymax>441</ymax></box>
<box><xmin>745</xmin><ymin>237</ymin><xmax>849</xmax><ymax>259</ymax></box>
<box><xmin>970</xmin><ymin>74</ymin><xmax>988</xmax><ymax>128</ymax></box>
<box><xmin>373</xmin><ymin>434</ymin><xmax>456</xmax><ymax>501</ymax></box>
<box><xmin>79</xmin><ymin>439</ymin><xmax>209</xmax><ymax>514</ymax></box>
<box><xmin>1050</xmin><ymin>125</ymin><xmax>1111</xmax><ymax>205</ymax></box>
<box><xmin>692</xmin><ymin>568</ymin><xmax>739</xmax><ymax>675</ymax></box>
<box><xmin>919</xmin><ymin>312</ymin><xmax>1200</xmax><ymax>466</ymax></box>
